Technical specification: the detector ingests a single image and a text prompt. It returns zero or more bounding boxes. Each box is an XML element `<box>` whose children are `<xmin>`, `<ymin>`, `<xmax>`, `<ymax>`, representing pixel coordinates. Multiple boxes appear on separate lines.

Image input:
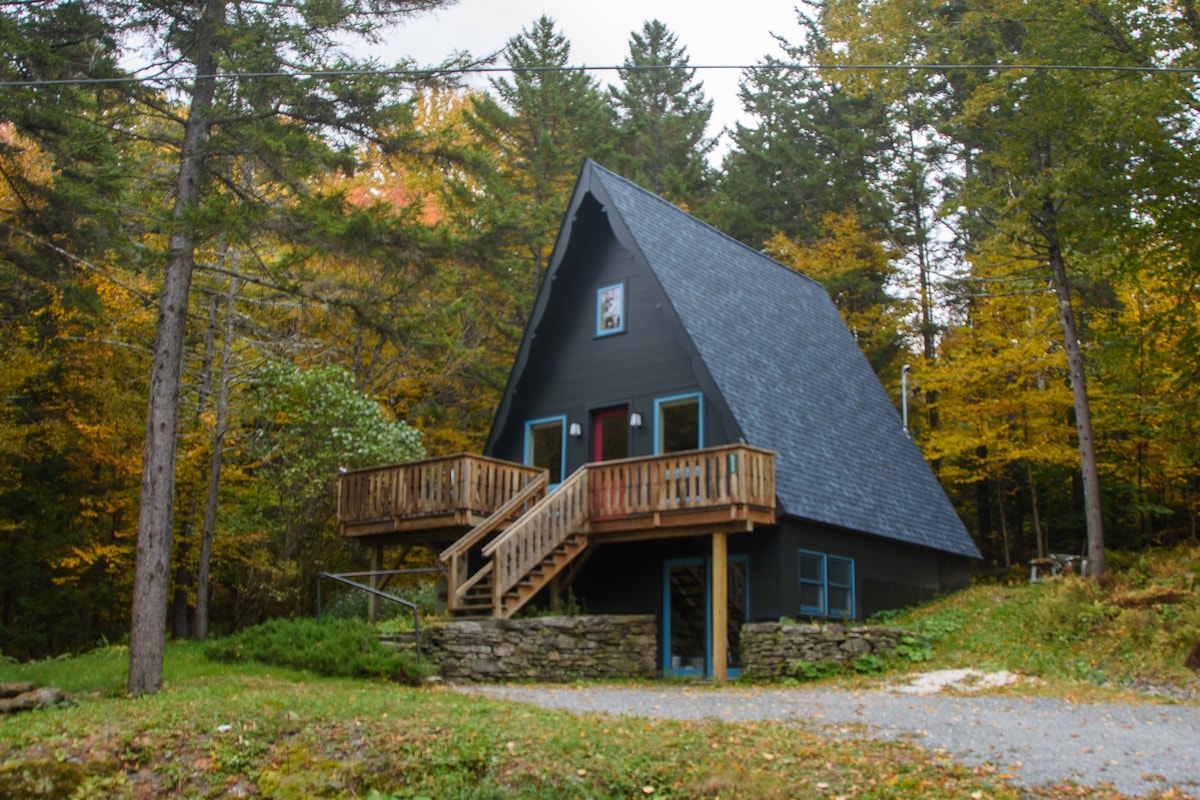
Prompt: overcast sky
<box><xmin>378</xmin><ymin>0</ymin><xmax>805</xmax><ymax>148</ymax></box>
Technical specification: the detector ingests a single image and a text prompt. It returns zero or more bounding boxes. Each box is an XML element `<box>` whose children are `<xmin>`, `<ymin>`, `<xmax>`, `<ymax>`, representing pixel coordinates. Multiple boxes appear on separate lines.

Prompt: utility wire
<box><xmin>3</xmin><ymin>61</ymin><xmax>1199</xmax><ymax>89</ymax></box>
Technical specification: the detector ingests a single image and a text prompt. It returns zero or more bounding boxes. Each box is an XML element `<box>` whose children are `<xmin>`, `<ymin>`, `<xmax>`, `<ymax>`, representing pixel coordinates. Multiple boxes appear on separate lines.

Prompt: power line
<box><xmin>2</xmin><ymin>61</ymin><xmax>1199</xmax><ymax>89</ymax></box>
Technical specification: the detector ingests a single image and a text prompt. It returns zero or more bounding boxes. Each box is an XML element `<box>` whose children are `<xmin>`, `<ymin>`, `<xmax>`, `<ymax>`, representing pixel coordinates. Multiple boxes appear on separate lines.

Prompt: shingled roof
<box><xmin>583</xmin><ymin>160</ymin><xmax>980</xmax><ymax>559</ymax></box>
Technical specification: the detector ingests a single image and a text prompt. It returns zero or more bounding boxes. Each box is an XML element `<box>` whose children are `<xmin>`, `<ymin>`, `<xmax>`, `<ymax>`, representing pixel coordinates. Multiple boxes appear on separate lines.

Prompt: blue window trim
<box><xmin>662</xmin><ymin>553</ymin><xmax>750</xmax><ymax>678</ymax></box>
<box><xmin>523</xmin><ymin>415</ymin><xmax>566</xmax><ymax>485</ymax></box>
<box><xmin>596</xmin><ymin>282</ymin><xmax>626</xmax><ymax>337</ymax></box>
<box><xmin>827</xmin><ymin>555</ymin><xmax>855</xmax><ymax>619</ymax></box>
<box><xmin>652</xmin><ymin>392</ymin><xmax>704</xmax><ymax>454</ymax></box>
<box><xmin>798</xmin><ymin>550</ymin><xmax>826</xmax><ymax>616</ymax></box>
<box><xmin>798</xmin><ymin>550</ymin><xmax>855</xmax><ymax>620</ymax></box>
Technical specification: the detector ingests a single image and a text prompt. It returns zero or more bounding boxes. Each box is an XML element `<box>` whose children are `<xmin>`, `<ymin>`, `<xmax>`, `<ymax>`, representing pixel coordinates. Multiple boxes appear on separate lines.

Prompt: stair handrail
<box><xmin>437</xmin><ymin>470</ymin><xmax>548</xmax><ymax>564</ymax></box>
<box><xmin>439</xmin><ymin>471</ymin><xmax>548</xmax><ymax>611</ymax></box>
<box><xmin>316</xmin><ymin>570</ymin><xmax>431</xmax><ymax>660</ymax></box>
<box><xmin>483</xmin><ymin>465</ymin><xmax>591</xmax><ymax>604</ymax></box>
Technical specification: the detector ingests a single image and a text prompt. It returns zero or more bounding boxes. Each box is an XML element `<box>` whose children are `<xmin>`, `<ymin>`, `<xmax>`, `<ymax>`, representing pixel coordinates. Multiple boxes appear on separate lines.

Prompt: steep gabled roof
<box><xmin>582</xmin><ymin>161</ymin><xmax>979</xmax><ymax>560</ymax></box>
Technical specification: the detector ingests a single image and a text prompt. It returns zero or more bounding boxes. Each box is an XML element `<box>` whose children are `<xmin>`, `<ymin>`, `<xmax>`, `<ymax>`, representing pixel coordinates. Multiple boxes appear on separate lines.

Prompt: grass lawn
<box><xmin>0</xmin><ymin>643</ymin><xmax>1030</xmax><ymax>799</ymax></box>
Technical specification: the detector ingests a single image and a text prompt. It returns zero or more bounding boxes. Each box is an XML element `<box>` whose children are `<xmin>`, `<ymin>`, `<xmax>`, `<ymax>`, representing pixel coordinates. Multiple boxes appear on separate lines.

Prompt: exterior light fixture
<box><xmin>629</xmin><ymin>412</ymin><xmax>643</xmax><ymax>429</ymax></box>
<box><xmin>568</xmin><ymin>422</ymin><xmax>583</xmax><ymax>438</ymax></box>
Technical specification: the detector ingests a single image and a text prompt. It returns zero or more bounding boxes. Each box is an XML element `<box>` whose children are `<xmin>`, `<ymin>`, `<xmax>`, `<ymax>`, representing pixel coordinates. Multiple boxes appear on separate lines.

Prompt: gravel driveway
<box><xmin>459</xmin><ymin>682</ymin><xmax>1200</xmax><ymax>797</ymax></box>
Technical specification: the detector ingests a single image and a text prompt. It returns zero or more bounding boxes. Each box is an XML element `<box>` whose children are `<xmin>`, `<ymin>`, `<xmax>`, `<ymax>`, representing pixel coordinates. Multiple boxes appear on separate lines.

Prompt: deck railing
<box><xmin>337</xmin><ymin>454</ymin><xmax>545</xmax><ymax>530</ymax></box>
<box><xmin>588</xmin><ymin>444</ymin><xmax>775</xmax><ymax>519</ymax></box>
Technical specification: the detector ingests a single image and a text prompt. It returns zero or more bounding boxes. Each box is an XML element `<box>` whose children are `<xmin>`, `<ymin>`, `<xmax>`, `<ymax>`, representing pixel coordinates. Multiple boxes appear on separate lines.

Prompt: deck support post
<box><xmin>711</xmin><ymin>531</ymin><xmax>728</xmax><ymax>683</ymax></box>
<box><xmin>368</xmin><ymin>545</ymin><xmax>383</xmax><ymax>622</ymax></box>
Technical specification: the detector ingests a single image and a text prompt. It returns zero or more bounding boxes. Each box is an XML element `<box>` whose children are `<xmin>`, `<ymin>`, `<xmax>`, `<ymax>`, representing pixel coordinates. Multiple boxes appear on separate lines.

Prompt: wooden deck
<box><xmin>584</xmin><ymin>445</ymin><xmax>776</xmax><ymax>539</ymax></box>
<box><xmin>338</xmin><ymin>445</ymin><xmax>776</xmax><ymax>617</ymax></box>
<box><xmin>337</xmin><ymin>454</ymin><xmax>546</xmax><ymax>543</ymax></box>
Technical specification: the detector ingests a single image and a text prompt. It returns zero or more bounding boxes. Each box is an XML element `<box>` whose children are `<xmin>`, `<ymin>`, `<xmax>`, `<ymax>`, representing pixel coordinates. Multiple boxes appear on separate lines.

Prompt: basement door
<box><xmin>662</xmin><ymin>555</ymin><xmax>749</xmax><ymax>677</ymax></box>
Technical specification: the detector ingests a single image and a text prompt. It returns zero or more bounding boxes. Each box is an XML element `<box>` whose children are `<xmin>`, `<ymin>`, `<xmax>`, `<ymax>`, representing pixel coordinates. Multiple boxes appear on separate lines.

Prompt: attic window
<box><xmin>596</xmin><ymin>283</ymin><xmax>625</xmax><ymax>337</ymax></box>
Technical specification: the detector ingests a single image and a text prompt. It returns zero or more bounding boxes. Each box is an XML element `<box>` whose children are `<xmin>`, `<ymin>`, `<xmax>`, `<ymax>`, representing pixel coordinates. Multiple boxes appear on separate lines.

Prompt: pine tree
<box><xmin>610</xmin><ymin>20</ymin><xmax>714</xmax><ymax>205</ymax></box>
<box><xmin>716</xmin><ymin>2</ymin><xmax>891</xmax><ymax>248</ymax></box>
<box><xmin>823</xmin><ymin>0</ymin><xmax>1193</xmax><ymax>576</ymax></box>
<box><xmin>457</xmin><ymin>16</ymin><xmax>616</xmax><ymax>306</ymax></box>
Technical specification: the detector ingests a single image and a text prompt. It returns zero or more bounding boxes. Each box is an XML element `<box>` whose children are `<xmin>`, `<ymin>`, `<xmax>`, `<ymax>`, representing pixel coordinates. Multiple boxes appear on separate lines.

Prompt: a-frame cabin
<box><xmin>338</xmin><ymin>160</ymin><xmax>980</xmax><ymax>679</ymax></box>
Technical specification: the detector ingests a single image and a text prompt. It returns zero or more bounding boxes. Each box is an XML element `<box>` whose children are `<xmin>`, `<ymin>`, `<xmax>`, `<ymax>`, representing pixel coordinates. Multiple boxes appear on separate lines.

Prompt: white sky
<box><xmin>376</xmin><ymin>0</ymin><xmax>804</xmax><ymax>146</ymax></box>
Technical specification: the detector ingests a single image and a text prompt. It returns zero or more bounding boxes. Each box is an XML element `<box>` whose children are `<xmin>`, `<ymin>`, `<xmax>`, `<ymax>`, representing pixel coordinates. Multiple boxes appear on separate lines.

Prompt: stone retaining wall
<box><xmin>740</xmin><ymin>622</ymin><xmax>906</xmax><ymax>680</ymax></box>
<box><xmin>422</xmin><ymin>616</ymin><xmax>908</xmax><ymax>682</ymax></box>
<box><xmin>424</xmin><ymin>615</ymin><xmax>657</xmax><ymax>682</ymax></box>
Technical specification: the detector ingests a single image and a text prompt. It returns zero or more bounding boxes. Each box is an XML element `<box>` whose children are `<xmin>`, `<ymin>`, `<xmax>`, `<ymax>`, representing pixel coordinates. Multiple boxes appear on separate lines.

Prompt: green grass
<box><xmin>0</xmin><ymin>546</ymin><xmax>1197</xmax><ymax>798</ymax></box>
<box><xmin>875</xmin><ymin>543</ymin><xmax>1200</xmax><ymax>695</ymax></box>
<box><xmin>0</xmin><ymin>643</ymin><xmax>1034</xmax><ymax>799</ymax></box>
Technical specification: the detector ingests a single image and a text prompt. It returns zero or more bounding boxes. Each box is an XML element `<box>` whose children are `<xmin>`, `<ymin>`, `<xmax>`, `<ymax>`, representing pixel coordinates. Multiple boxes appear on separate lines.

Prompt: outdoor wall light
<box><xmin>568</xmin><ymin>422</ymin><xmax>583</xmax><ymax>438</ymax></box>
<box><xmin>629</xmin><ymin>412</ymin><xmax>643</xmax><ymax>429</ymax></box>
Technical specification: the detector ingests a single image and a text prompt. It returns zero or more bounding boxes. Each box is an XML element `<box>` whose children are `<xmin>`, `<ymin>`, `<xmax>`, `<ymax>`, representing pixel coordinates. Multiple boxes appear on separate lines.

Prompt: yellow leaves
<box><xmin>915</xmin><ymin>251</ymin><xmax>1079</xmax><ymax>482</ymax></box>
<box><xmin>0</xmin><ymin>121</ymin><xmax>54</xmax><ymax>215</ymax></box>
<box><xmin>51</xmin><ymin>542</ymin><xmax>135</xmax><ymax>586</ymax></box>
<box><xmin>766</xmin><ymin>212</ymin><xmax>899</xmax><ymax>284</ymax></box>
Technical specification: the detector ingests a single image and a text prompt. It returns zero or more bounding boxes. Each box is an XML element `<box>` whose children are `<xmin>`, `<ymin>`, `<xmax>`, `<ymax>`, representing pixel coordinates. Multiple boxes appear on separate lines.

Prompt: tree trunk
<box><xmin>195</xmin><ymin>274</ymin><xmax>237</xmax><ymax>642</ymax></box>
<box><xmin>1041</xmin><ymin>199</ymin><xmax>1106</xmax><ymax>578</ymax></box>
<box><xmin>172</xmin><ymin>294</ymin><xmax>219</xmax><ymax>640</ymax></box>
<box><xmin>996</xmin><ymin>474</ymin><xmax>1011</xmax><ymax>568</ymax></box>
<box><xmin>128</xmin><ymin>0</ymin><xmax>222</xmax><ymax>696</ymax></box>
<box><xmin>975</xmin><ymin>446</ymin><xmax>993</xmax><ymax>562</ymax></box>
<box><xmin>1026</xmin><ymin>460</ymin><xmax>1046</xmax><ymax>559</ymax></box>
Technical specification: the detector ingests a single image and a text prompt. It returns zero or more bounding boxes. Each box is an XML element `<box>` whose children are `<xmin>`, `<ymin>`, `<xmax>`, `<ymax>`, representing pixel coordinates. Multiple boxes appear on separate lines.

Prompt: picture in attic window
<box><xmin>596</xmin><ymin>283</ymin><xmax>625</xmax><ymax>336</ymax></box>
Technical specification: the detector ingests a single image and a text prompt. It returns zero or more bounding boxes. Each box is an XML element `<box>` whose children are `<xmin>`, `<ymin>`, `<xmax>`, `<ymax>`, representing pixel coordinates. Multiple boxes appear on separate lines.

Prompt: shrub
<box><xmin>322</xmin><ymin>579</ymin><xmax>442</xmax><ymax>624</ymax></box>
<box><xmin>779</xmin><ymin>659</ymin><xmax>843</xmax><ymax>682</ymax></box>
<box><xmin>204</xmin><ymin>618</ymin><xmax>434</xmax><ymax>684</ymax></box>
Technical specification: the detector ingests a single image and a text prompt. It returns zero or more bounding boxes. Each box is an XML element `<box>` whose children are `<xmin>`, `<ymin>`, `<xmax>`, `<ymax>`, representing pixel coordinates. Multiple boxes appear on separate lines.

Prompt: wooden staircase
<box><xmin>440</xmin><ymin>466</ymin><xmax>592</xmax><ymax>619</ymax></box>
<box><xmin>447</xmin><ymin>532</ymin><xmax>589</xmax><ymax>619</ymax></box>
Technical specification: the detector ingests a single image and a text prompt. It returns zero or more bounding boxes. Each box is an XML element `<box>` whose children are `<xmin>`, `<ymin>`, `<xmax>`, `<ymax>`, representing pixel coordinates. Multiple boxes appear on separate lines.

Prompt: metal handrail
<box><xmin>315</xmin><ymin>568</ymin><xmax>444</xmax><ymax>661</ymax></box>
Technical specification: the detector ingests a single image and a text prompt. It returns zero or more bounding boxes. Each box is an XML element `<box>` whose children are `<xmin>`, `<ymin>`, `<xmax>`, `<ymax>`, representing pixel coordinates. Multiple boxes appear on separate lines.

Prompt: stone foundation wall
<box><xmin>740</xmin><ymin>623</ymin><xmax>905</xmax><ymax>680</ymax></box>
<box><xmin>424</xmin><ymin>615</ymin><xmax>657</xmax><ymax>682</ymax></box>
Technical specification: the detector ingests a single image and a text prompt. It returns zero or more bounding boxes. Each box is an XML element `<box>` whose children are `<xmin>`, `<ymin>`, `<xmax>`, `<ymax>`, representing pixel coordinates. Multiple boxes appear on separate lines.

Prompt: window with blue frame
<box><xmin>654</xmin><ymin>392</ymin><xmax>702</xmax><ymax>453</ymax></box>
<box><xmin>797</xmin><ymin>550</ymin><xmax>855</xmax><ymax>619</ymax></box>
<box><xmin>596</xmin><ymin>283</ymin><xmax>625</xmax><ymax>336</ymax></box>
<box><xmin>524</xmin><ymin>416</ymin><xmax>566</xmax><ymax>484</ymax></box>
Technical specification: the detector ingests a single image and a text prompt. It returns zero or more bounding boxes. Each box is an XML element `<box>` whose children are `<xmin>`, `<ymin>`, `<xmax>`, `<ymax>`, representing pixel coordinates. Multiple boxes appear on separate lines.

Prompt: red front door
<box><xmin>592</xmin><ymin>406</ymin><xmax>630</xmax><ymax>462</ymax></box>
<box><xmin>592</xmin><ymin>406</ymin><xmax>629</xmax><ymax>516</ymax></box>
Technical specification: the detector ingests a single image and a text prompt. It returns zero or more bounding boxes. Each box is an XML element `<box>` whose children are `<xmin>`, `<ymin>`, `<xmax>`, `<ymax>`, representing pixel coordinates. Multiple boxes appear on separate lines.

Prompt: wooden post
<box><xmin>368</xmin><ymin>544</ymin><xmax>383</xmax><ymax>622</ymax></box>
<box><xmin>711</xmin><ymin>531</ymin><xmax>728</xmax><ymax>683</ymax></box>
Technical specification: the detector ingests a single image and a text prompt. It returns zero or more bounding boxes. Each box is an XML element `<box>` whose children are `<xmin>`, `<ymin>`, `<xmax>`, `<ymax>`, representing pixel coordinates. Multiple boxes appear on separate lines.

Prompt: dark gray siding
<box><xmin>568</xmin><ymin>522</ymin><xmax>971</xmax><ymax>625</ymax></box>
<box><xmin>773</xmin><ymin>520</ymin><xmax>973</xmax><ymax>619</ymax></box>
<box><xmin>489</xmin><ymin>200</ymin><xmax>739</xmax><ymax>469</ymax></box>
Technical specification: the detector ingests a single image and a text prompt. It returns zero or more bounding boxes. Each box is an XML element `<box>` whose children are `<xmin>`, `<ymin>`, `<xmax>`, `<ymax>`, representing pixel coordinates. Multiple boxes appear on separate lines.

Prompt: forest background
<box><xmin>2</xmin><ymin>0</ymin><xmax>1198</xmax><ymax>661</ymax></box>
